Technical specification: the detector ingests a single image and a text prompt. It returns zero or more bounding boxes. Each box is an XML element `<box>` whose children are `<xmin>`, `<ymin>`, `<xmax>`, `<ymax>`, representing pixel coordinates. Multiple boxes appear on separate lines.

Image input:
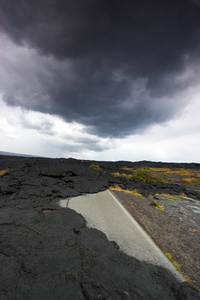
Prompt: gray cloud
<box><xmin>47</xmin><ymin>134</ymin><xmax>110</xmax><ymax>154</ymax></box>
<box><xmin>0</xmin><ymin>0</ymin><xmax>200</xmax><ymax>138</ymax></box>
<box><xmin>19</xmin><ymin>114</ymin><xmax>54</xmax><ymax>134</ymax></box>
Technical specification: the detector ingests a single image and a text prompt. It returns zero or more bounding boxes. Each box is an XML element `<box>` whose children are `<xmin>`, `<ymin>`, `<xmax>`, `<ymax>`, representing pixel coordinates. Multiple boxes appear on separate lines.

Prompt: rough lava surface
<box><xmin>0</xmin><ymin>155</ymin><xmax>200</xmax><ymax>299</ymax></box>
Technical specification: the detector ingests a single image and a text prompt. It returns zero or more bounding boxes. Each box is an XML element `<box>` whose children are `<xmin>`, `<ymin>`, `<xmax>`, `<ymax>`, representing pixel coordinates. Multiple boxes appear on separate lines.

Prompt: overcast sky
<box><xmin>0</xmin><ymin>0</ymin><xmax>200</xmax><ymax>162</ymax></box>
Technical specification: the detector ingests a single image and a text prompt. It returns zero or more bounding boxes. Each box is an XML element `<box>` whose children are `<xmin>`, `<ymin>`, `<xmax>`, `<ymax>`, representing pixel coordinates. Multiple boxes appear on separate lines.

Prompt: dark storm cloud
<box><xmin>1</xmin><ymin>0</ymin><xmax>200</xmax><ymax>137</ymax></box>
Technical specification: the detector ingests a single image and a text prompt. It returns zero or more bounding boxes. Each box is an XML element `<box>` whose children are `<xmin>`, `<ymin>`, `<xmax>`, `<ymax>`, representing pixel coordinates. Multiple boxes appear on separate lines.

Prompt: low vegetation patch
<box><xmin>0</xmin><ymin>168</ymin><xmax>9</xmax><ymax>176</ymax></box>
<box><xmin>131</xmin><ymin>189</ymin><xmax>143</xmax><ymax>198</ymax></box>
<box><xmin>165</xmin><ymin>253</ymin><xmax>181</xmax><ymax>272</ymax></box>
<box><xmin>89</xmin><ymin>163</ymin><xmax>102</xmax><ymax>170</ymax></box>
<box><xmin>109</xmin><ymin>185</ymin><xmax>143</xmax><ymax>198</ymax></box>
<box><xmin>160</xmin><ymin>193</ymin><xmax>181</xmax><ymax>200</ymax></box>
<box><xmin>129</xmin><ymin>167</ymin><xmax>166</xmax><ymax>183</ymax></box>
<box><xmin>156</xmin><ymin>193</ymin><xmax>194</xmax><ymax>201</ymax></box>
<box><xmin>109</xmin><ymin>184</ymin><xmax>122</xmax><ymax>191</ymax></box>
<box><xmin>151</xmin><ymin>167</ymin><xmax>200</xmax><ymax>185</ymax></box>
<box><xmin>165</xmin><ymin>253</ymin><xmax>192</xmax><ymax>283</ymax></box>
<box><xmin>122</xmin><ymin>167</ymin><xmax>134</xmax><ymax>172</ymax></box>
<box><xmin>113</xmin><ymin>172</ymin><xmax>120</xmax><ymax>176</ymax></box>
<box><xmin>114</xmin><ymin>166</ymin><xmax>200</xmax><ymax>185</ymax></box>
<box><xmin>182</xmin><ymin>177</ymin><xmax>200</xmax><ymax>184</ymax></box>
<box><xmin>153</xmin><ymin>201</ymin><xmax>164</xmax><ymax>210</ymax></box>
<box><xmin>112</xmin><ymin>172</ymin><xmax>128</xmax><ymax>177</ymax></box>
<box><xmin>180</xmin><ymin>192</ymin><xmax>187</xmax><ymax>197</ymax></box>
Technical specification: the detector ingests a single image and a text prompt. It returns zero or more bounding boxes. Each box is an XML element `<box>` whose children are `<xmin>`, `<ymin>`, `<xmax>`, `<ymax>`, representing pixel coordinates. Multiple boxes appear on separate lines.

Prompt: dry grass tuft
<box><xmin>153</xmin><ymin>201</ymin><xmax>164</xmax><ymax>210</ymax></box>
<box><xmin>0</xmin><ymin>168</ymin><xmax>9</xmax><ymax>176</ymax></box>
<box><xmin>165</xmin><ymin>253</ymin><xmax>181</xmax><ymax>272</ymax></box>
<box><xmin>121</xmin><ymin>167</ymin><xmax>134</xmax><ymax>172</ymax></box>
<box><xmin>182</xmin><ymin>178</ymin><xmax>200</xmax><ymax>184</ymax></box>
<box><xmin>160</xmin><ymin>193</ymin><xmax>181</xmax><ymax>200</ymax></box>
<box><xmin>112</xmin><ymin>172</ymin><xmax>128</xmax><ymax>177</ymax></box>
<box><xmin>165</xmin><ymin>253</ymin><xmax>192</xmax><ymax>283</ymax></box>
<box><xmin>109</xmin><ymin>186</ymin><xmax>143</xmax><ymax>198</ymax></box>
<box><xmin>131</xmin><ymin>189</ymin><xmax>143</xmax><ymax>198</ymax></box>
<box><xmin>180</xmin><ymin>192</ymin><xmax>187</xmax><ymax>197</ymax></box>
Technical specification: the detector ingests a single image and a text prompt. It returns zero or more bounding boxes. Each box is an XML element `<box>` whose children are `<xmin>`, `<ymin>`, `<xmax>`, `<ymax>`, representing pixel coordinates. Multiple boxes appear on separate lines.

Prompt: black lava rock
<box><xmin>0</xmin><ymin>155</ymin><xmax>200</xmax><ymax>299</ymax></box>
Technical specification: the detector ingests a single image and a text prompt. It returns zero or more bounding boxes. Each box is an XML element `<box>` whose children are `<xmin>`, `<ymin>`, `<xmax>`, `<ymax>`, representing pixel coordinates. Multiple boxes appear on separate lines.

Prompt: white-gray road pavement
<box><xmin>58</xmin><ymin>189</ymin><xmax>185</xmax><ymax>282</ymax></box>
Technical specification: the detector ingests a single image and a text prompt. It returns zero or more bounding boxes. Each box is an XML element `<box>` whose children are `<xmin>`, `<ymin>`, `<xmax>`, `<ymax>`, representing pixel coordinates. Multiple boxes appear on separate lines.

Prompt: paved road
<box><xmin>58</xmin><ymin>189</ymin><xmax>185</xmax><ymax>282</ymax></box>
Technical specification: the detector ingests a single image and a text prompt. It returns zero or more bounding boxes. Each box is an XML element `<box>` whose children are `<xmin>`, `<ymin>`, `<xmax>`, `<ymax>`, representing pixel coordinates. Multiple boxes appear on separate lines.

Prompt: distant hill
<box><xmin>0</xmin><ymin>151</ymin><xmax>37</xmax><ymax>158</ymax></box>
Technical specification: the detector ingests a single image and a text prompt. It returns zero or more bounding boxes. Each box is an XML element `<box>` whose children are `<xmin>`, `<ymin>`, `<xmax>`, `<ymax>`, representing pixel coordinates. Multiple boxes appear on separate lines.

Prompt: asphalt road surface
<box><xmin>58</xmin><ymin>189</ymin><xmax>185</xmax><ymax>282</ymax></box>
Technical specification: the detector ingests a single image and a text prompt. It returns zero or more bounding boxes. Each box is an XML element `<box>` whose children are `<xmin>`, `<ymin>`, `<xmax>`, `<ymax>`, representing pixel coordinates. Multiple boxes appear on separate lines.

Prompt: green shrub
<box><xmin>129</xmin><ymin>167</ymin><xmax>165</xmax><ymax>183</ymax></box>
<box><xmin>153</xmin><ymin>201</ymin><xmax>164</xmax><ymax>210</ymax></box>
<box><xmin>89</xmin><ymin>163</ymin><xmax>102</xmax><ymax>170</ymax></box>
